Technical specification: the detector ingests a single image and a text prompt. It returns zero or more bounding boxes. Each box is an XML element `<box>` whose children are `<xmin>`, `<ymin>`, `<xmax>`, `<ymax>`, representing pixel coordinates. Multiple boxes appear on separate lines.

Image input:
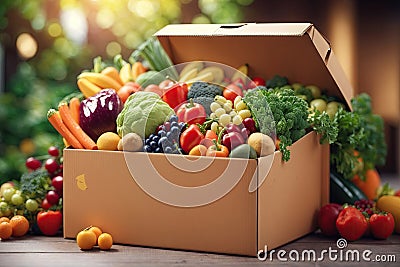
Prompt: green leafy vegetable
<box><xmin>19</xmin><ymin>169</ymin><xmax>51</xmax><ymax>200</ymax></box>
<box><xmin>116</xmin><ymin>91</ymin><xmax>174</xmax><ymax>139</ymax></box>
<box><xmin>312</xmin><ymin>93</ymin><xmax>387</xmax><ymax>180</ymax></box>
<box><xmin>308</xmin><ymin>109</ymin><xmax>338</xmax><ymax>145</ymax></box>
<box><xmin>244</xmin><ymin>86</ymin><xmax>309</xmax><ymax>161</ymax></box>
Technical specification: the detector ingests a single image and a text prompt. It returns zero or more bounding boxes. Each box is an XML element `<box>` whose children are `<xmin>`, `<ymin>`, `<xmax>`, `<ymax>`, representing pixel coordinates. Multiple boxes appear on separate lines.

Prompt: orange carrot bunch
<box><xmin>47</xmin><ymin>100</ymin><xmax>97</xmax><ymax>150</ymax></box>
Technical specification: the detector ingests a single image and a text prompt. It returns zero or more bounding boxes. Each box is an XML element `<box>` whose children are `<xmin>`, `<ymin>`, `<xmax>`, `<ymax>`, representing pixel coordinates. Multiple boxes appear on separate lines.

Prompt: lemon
<box><xmin>97</xmin><ymin>132</ymin><xmax>121</xmax><ymax>151</ymax></box>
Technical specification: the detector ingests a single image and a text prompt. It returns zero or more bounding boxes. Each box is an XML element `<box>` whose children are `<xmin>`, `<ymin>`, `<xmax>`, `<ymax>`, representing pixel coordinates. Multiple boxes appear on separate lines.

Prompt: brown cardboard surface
<box><xmin>155</xmin><ymin>23</ymin><xmax>353</xmax><ymax>108</ymax></box>
<box><xmin>257</xmin><ymin>132</ymin><xmax>329</xmax><ymax>251</ymax></box>
<box><xmin>63</xmin><ymin>23</ymin><xmax>353</xmax><ymax>256</ymax></box>
<box><xmin>64</xmin><ymin>151</ymin><xmax>257</xmax><ymax>255</ymax></box>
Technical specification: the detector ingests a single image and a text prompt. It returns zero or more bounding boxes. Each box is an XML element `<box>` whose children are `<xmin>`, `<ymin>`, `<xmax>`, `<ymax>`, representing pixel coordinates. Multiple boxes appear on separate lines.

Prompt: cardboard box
<box><xmin>63</xmin><ymin>23</ymin><xmax>353</xmax><ymax>256</ymax></box>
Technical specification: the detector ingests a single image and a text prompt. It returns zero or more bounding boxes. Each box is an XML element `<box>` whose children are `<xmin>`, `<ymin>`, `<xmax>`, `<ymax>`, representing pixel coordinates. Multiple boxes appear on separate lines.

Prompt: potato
<box><xmin>247</xmin><ymin>132</ymin><xmax>275</xmax><ymax>157</ymax></box>
<box><xmin>118</xmin><ymin>133</ymin><xmax>143</xmax><ymax>152</ymax></box>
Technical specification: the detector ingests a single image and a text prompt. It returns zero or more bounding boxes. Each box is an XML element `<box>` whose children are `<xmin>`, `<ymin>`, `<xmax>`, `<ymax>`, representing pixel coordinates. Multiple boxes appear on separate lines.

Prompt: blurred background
<box><xmin>0</xmin><ymin>0</ymin><xmax>399</xmax><ymax>183</ymax></box>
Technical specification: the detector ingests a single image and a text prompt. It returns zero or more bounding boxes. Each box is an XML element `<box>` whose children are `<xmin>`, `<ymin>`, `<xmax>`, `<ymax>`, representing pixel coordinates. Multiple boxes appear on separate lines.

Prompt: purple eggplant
<box><xmin>79</xmin><ymin>89</ymin><xmax>123</xmax><ymax>141</ymax></box>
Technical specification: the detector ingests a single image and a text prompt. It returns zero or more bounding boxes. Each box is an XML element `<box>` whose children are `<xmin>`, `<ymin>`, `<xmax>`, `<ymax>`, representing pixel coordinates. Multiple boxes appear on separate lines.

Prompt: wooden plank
<box><xmin>0</xmin><ymin>233</ymin><xmax>399</xmax><ymax>266</ymax></box>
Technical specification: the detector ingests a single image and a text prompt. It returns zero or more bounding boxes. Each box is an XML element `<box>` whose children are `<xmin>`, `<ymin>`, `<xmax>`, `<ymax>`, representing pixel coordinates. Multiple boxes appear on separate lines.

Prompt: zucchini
<box><xmin>330</xmin><ymin>171</ymin><xmax>367</xmax><ymax>204</ymax></box>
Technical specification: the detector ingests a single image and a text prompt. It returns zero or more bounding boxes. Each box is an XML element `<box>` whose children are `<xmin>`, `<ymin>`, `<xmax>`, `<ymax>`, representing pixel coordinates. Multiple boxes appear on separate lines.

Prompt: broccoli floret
<box><xmin>188</xmin><ymin>82</ymin><xmax>223</xmax><ymax>99</ymax></box>
<box><xmin>260</xmin><ymin>87</ymin><xmax>309</xmax><ymax>161</ymax></box>
<box><xmin>266</xmin><ymin>75</ymin><xmax>289</xmax><ymax>89</ymax></box>
<box><xmin>193</xmin><ymin>96</ymin><xmax>214</xmax><ymax>115</ymax></box>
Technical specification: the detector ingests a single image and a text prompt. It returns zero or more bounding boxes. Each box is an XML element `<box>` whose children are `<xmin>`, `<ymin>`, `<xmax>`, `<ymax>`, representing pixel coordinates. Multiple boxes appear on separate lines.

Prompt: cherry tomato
<box><xmin>52</xmin><ymin>176</ymin><xmax>63</xmax><ymax>193</ymax></box>
<box><xmin>47</xmin><ymin>146</ymin><xmax>60</xmax><ymax>157</ymax></box>
<box><xmin>252</xmin><ymin>77</ymin><xmax>266</xmax><ymax>86</ymax></box>
<box><xmin>46</xmin><ymin>190</ymin><xmax>60</xmax><ymax>205</ymax></box>
<box><xmin>45</xmin><ymin>158</ymin><xmax>59</xmax><ymax>174</ymax></box>
<box><xmin>41</xmin><ymin>198</ymin><xmax>52</xmax><ymax>210</ymax></box>
<box><xmin>25</xmin><ymin>157</ymin><xmax>42</xmax><ymax>170</ymax></box>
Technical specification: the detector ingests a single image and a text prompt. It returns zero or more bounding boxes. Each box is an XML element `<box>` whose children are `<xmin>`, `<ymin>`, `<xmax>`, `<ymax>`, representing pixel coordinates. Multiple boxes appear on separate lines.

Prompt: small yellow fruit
<box><xmin>89</xmin><ymin>226</ymin><xmax>102</xmax><ymax>244</ymax></box>
<box><xmin>76</xmin><ymin>229</ymin><xmax>97</xmax><ymax>250</ymax></box>
<box><xmin>97</xmin><ymin>132</ymin><xmax>121</xmax><ymax>151</ymax></box>
<box><xmin>98</xmin><ymin>233</ymin><xmax>113</xmax><ymax>250</ymax></box>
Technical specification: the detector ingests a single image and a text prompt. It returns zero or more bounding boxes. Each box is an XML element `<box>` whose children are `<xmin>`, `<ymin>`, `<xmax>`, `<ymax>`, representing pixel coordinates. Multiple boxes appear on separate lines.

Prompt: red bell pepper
<box><xmin>162</xmin><ymin>82</ymin><xmax>188</xmax><ymax>109</ymax></box>
<box><xmin>369</xmin><ymin>212</ymin><xmax>395</xmax><ymax>239</ymax></box>
<box><xmin>180</xmin><ymin>124</ymin><xmax>204</xmax><ymax>154</ymax></box>
<box><xmin>336</xmin><ymin>206</ymin><xmax>368</xmax><ymax>241</ymax></box>
<box><xmin>175</xmin><ymin>99</ymin><xmax>206</xmax><ymax>125</ymax></box>
<box><xmin>37</xmin><ymin>210</ymin><xmax>63</xmax><ymax>236</ymax></box>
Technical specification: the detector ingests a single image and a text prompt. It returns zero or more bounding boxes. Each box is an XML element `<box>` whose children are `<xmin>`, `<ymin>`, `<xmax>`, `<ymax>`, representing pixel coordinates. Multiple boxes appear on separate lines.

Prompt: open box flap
<box><xmin>154</xmin><ymin>23</ymin><xmax>353</xmax><ymax>108</ymax></box>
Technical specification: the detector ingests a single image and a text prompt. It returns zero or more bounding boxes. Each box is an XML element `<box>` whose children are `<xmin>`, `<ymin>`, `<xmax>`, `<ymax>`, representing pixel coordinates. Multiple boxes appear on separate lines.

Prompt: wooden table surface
<box><xmin>1</xmin><ymin>232</ymin><xmax>399</xmax><ymax>266</ymax></box>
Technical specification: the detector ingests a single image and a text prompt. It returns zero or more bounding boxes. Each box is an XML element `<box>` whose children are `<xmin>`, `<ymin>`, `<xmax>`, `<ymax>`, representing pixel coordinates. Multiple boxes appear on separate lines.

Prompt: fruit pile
<box><xmin>318</xmin><ymin>195</ymin><xmax>400</xmax><ymax>241</ymax></box>
<box><xmin>0</xmin><ymin>146</ymin><xmax>63</xmax><ymax>239</ymax></box>
<box><xmin>76</xmin><ymin>225</ymin><xmax>113</xmax><ymax>251</ymax></box>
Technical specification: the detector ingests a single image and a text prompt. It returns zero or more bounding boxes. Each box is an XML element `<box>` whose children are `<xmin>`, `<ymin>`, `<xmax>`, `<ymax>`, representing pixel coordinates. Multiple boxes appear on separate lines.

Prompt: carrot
<box><xmin>352</xmin><ymin>168</ymin><xmax>381</xmax><ymax>200</ymax></box>
<box><xmin>58</xmin><ymin>103</ymin><xmax>98</xmax><ymax>150</ymax></box>
<box><xmin>47</xmin><ymin>109</ymin><xmax>83</xmax><ymax>149</ymax></box>
<box><xmin>69</xmin><ymin>97</ymin><xmax>81</xmax><ymax>125</ymax></box>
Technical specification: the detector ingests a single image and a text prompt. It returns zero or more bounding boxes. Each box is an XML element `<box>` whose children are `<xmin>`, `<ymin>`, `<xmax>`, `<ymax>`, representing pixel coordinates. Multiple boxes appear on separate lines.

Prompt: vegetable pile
<box><xmin>44</xmin><ymin>37</ymin><xmax>387</xmax><ymax>175</ymax></box>
<box><xmin>0</xmin><ymin>146</ymin><xmax>63</xmax><ymax>239</ymax></box>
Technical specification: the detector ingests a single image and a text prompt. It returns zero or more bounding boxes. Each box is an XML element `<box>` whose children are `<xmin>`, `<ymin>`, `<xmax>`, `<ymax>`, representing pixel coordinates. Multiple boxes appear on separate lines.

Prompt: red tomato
<box><xmin>223</xmin><ymin>84</ymin><xmax>243</xmax><ymax>103</ymax></box>
<box><xmin>336</xmin><ymin>206</ymin><xmax>368</xmax><ymax>241</ymax></box>
<box><xmin>369</xmin><ymin>212</ymin><xmax>395</xmax><ymax>239</ymax></box>
<box><xmin>318</xmin><ymin>203</ymin><xmax>342</xmax><ymax>236</ymax></box>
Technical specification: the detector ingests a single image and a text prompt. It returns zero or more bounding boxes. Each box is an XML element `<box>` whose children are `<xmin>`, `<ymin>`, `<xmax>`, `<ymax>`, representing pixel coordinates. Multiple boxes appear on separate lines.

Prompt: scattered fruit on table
<box><xmin>77</xmin><ymin>228</ymin><xmax>97</xmax><ymax>250</ymax></box>
<box><xmin>36</xmin><ymin>210</ymin><xmax>63</xmax><ymax>236</ymax></box>
<box><xmin>376</xmin><ymin>195</ymin><xmax>400</xmax><ymax>234</ymax></box>
<box><xmin>319</xmin><ymin>195</ymin><xmax>399</xmax><ymax>241</ymax></box>
<box><xmin>369</xmin><ymin>212</ymin><xmax>395</xmax><ymax>240</ymax></box>
<box><xmin>336</xmin><ymin>206</ymin><xmax>368</xmax><ymax>241</ymax></box>
<box><xmin>318</xmin><ymin>203</ymin><xmax>343</xmax><ymax>237</ymax></box>
<box><xmin>76</xmin><ymin>226</ymin><xmax>113</xmax><ymax>251</ymax></box>
<box><xmin>0</xmin><ymin>221</ymin><xmax>13</xmax><ymax>240</ymax></box>
<box><xmin>9</xmin><ymin>215</ymin><xmax>30</xmax><ymax>237</ymax></box>
<box><xmin>98</xmin><ymin>233</ymin><xmax>113</xmax><ymax>250</ymax></box>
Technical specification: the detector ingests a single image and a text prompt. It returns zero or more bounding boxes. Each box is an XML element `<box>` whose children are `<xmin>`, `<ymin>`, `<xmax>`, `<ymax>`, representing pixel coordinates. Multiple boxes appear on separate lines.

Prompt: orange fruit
<box><xmin>98</xmin><ymin>233</ymin><xmax>113</xmax><ymax>250</ymax></box>
<box><xmin>9</xmin><ymin>215</ymin><xmax>29</xmax><ymax>237</ymax></box>
<box><xmin>0</xmin><ymin>221</ymin><xmax>13</xmax><ymax>240</ymax></box>
<box><xmin>88</xmin><ymin>226</ymin><xmax>102</xmax><ymax>244</ymax></box>
<box><xmin>76</xmin><ymin>229</ymin><xmax>97</xmax><ymax>250</ymax></box>
<box><xmin>0</xmin><ymin>217</ymin><xmax>10</xmax><ymax>223</ymax></box>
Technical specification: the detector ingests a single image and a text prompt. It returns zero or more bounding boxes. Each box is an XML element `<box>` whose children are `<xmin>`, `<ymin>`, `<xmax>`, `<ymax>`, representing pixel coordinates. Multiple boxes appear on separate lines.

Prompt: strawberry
<box><xmin>369</xmin><ymin>212</ymin><xmax>395</xmax><ymax>239</ymax></box>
